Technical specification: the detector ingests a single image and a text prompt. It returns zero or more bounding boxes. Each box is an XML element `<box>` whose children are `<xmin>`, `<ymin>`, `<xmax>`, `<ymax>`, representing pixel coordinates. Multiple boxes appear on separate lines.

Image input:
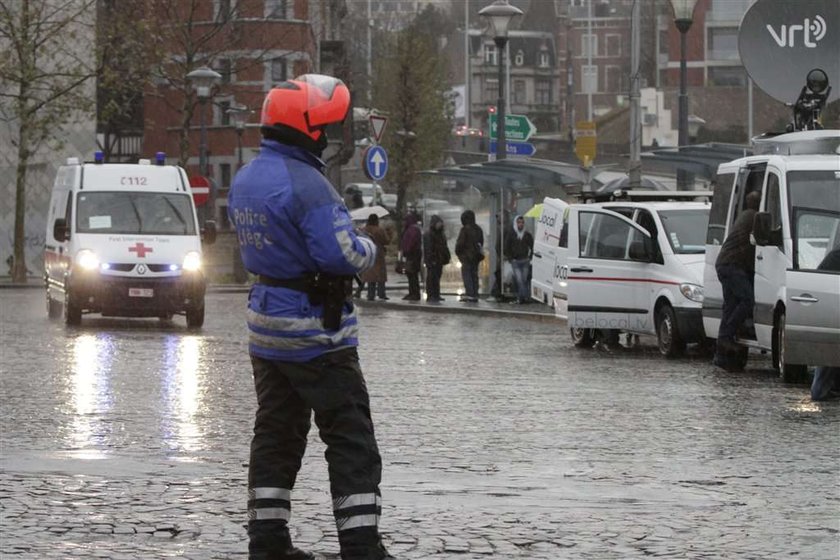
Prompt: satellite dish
<box><xmin>739</xmin><ymin>0</ymin><xmax>839</xmax><ymax>104</ymax></box>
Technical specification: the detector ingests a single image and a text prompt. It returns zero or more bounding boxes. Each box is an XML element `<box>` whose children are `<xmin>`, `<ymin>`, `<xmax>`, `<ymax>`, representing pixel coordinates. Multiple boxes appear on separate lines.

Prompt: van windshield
<box><xmin>76</xmin><ymin>192</ymin><xmax>197</xmax><ymax>235</ymax></box>
<box><xmin>789</xmin><ymin>171</ymin><xmax>840</xmax><ymax>271</ymax></box>
<box><xmin>658</xmin><ymin>209</ymin><xmax>709</xmax><ymax>254</ymax></box>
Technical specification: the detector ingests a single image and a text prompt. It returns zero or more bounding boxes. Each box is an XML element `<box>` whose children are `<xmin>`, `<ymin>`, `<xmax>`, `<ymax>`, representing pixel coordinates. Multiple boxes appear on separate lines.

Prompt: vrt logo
<box><xmin>766</xmin><ymin>15</ymin><xmax>827</xmax><ymax>48</ymax></box>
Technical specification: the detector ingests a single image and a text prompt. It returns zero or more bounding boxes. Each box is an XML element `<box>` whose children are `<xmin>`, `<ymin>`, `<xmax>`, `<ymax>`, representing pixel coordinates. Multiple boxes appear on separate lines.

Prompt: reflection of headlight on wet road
<box><xmin>76</xmin><ymin>249</ymin><xmax>100</xmax><ymax>271</ymax></box>
<box><xmin>182</xmin><ymin>251</ymin><xmax>202</xmax><ymax>271</ymax></box>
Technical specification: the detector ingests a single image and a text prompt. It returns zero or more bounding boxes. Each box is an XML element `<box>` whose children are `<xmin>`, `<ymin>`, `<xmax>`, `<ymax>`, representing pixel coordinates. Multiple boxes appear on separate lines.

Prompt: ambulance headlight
<box><xmin>680</xmin><ymin>283</ymin><xmax>704</xmax><ymax>302</ymax></box>
<box><xmin>182</xmin><ymin>251</ymin><xmax>202</xmax><ymax>272</ymax></box>
<box><xmin>76</xmin><ymin>249</ymin><xmax>100</xmax><ymax>271</ymax></box>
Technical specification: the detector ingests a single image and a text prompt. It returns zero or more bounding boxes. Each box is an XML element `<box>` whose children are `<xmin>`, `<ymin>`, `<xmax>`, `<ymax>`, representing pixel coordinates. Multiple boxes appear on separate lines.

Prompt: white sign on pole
<box><xmin>370</xmin><ymin>115</ymin><xmax>388</xmax><ymax>143</ymax></box>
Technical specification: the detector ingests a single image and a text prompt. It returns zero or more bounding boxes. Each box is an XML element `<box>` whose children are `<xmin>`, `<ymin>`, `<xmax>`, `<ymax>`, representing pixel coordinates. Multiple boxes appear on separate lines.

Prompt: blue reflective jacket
<box><xmin>228</xmin><ymin>140</ymin><xmax>376</xmax><ymax>362</ymax></box>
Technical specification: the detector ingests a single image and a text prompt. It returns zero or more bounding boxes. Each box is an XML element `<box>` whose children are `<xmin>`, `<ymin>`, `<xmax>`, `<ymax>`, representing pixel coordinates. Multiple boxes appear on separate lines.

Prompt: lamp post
<box><xmin>480</xmin><ymin>0</ymin><xmax>522</xmax><ymax>161</ymax></box>
<box><xmin>227</xmin><ymin>104</ymin><xmax>250</xmax><ymax>170</ymax></box>
<box><xmin>187</xmin><ymin>66</ymin><xmax>222</xmax><ymax>177</ymax></box>
<box><xmin>670</xmin><ymin>0</ymin><xmax>697</xmax><ymax>188</ymax></box>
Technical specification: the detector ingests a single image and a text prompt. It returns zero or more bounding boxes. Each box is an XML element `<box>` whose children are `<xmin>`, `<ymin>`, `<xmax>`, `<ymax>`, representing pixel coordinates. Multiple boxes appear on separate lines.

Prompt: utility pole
<box><xmin>628</xmin><ymin>0</ymin><xmax>642</xmax><ymax>188</ymax></box>
<box><xmin>465</xmin><ymin>0</ymin><xmax>470</xmax><ymax>128</ymax></box>
<box><xmin>587</xmin><ymin>0</ymin><xmax>593</xmax><ymax>120</ymax></box>
<box><xmin>367</xmin><ymin>0</ymin><xmax>372</xmax><ymax>106</ymax></box>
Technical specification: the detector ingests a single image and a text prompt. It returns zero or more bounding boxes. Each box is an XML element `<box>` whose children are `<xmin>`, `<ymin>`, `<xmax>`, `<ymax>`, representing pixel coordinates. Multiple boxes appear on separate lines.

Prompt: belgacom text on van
<box><xmin>44</xmin><ymin>153</ymin><xmax>216</xmax><ymax>328</ymax></box>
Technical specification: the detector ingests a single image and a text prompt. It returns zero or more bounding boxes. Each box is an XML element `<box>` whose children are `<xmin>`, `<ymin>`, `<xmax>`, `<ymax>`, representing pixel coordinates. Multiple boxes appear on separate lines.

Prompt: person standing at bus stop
<box><xmin>228</xmin><ymin>74</ymin><xmax>392</xmax><ymax>560</ymax></box>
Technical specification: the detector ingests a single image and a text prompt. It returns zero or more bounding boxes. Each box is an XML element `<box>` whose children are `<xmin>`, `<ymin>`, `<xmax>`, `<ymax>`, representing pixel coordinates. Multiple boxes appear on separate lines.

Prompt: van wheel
<box><xmin>570</xmin><ymin>328</ymin><xmax>595</xmax><ymax>348</ymax></box>
<box><xmin>656</xmin><ymin>304</ymin><xmax>685</xmax><ymax>358</ymax></box>
<box><xmin>47</xmin><ymin>289</ymin><xmax>62</xmax><ymax>319</ymax></box>
<box><xmin>774</xmin><ymin>311</ymin><xmax>808</xmax><ymax>383</ymax></box>
<box><xmin>64</xmin><ymin>291</ymin><xmax>82</xmax><ymax>326</ymax></box>
<box><xmin>186</xmin><ymin>303</ymin><xmax>205</xmax><ymax>329</ymax></box>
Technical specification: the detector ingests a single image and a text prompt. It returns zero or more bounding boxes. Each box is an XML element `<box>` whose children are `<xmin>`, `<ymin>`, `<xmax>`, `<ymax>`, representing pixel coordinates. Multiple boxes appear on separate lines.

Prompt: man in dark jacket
<box><xmin>505</xmin><ymin>215</ymin><xmax>534</xmax><ymax>304</ymax></box>
<box><xmin>423</xmin><ymin>215</ymin><xmax>450</xmax><ymax>302</ymax></box>
<box><xmin>455</xmin><ymin>210</ymin><xmax>484</xmax><ymax>302</ymax></box>
<box><xmin>400</xmin><ymin>212</ymin><xmax>423</xmax><ymax>301</ymax></box>
<box><xmin>228</xmin><ymin>75</ymin><xmax>392</xmax><ymax>560</ymax></box>
<box><xmin>714</xmin><ymin>190</ymin><xmax>761</xmax><ymax>370</ymax></box>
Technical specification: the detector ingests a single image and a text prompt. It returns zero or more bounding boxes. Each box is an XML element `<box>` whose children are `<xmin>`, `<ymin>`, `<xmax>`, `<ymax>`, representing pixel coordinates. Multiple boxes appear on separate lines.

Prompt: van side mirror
<box><xmin>53</xmin><ymin>218</ymin><xmax>69</xmax><ymax>241</ymax></box>
<box><xmin>202</xmin><ymin>220</ymin><xmax>217</xmax><ymax>245</ymax></box>
<box><xmin>753</xmin><ymin>212</ymin><xmax>781</xmax><ymax>247</ymax></box>
<box><xmin>629</xmin><ymin>238</ymin><xmax>652</xmax><ymax>262</ymax></box>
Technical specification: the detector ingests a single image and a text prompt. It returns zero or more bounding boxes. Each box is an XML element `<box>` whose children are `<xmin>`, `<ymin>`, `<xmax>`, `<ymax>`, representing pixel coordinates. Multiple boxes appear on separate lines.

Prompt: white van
<box><xmin>44</xmin><ymin>155</ymin><xmax>215</xmax><ymax>328</ymax></box>
<box><xmin>702</xmin><ymin>130</ymin><xmax>840</xmax><ymax>379</ymax></box>
<box><xmin>562</xmin><ymin>198</ymin><xmax>711</xmax><ymax>357</ymax></box>
<box><xmin>530</xmin><ymin>197</ymin><xmax>569</xmax><ymax>307</ymax></box>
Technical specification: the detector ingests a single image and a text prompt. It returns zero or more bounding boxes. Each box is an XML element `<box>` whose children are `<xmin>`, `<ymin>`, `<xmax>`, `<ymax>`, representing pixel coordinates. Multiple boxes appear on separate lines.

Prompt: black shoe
<box><xmin>278</xmin><ymin>547</ymin><xmax>316</xmax><ymax>560</ymax></box>
<box><xmin>366</xmin><ymin>297</ymin><xmax>375</xmax><ymax>301</ymax></box>
<box><xmin>402</xmin><ymin>294</ymin><xmax>420</xmax><ymax>301</ymax></box>
<box><xmin>378</xmin><ymin>296</ymin><xmax>390</xmax><ymax>301</ymax></box>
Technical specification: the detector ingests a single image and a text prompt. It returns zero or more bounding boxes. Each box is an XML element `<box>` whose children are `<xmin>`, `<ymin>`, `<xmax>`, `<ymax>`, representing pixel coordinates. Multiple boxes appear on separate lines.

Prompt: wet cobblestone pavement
<box><xmin>1</xmin><ymin>289</ymin><xmax>838</xmax><ymax>558</ymax></box>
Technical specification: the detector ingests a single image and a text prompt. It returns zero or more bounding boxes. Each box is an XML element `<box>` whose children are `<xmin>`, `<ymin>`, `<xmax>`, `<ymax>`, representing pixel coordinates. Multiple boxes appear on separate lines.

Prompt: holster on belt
<box><xmin>307</xmin><ymin>274</ymin><xmax>353</xmax><ymax>331</ymax></box>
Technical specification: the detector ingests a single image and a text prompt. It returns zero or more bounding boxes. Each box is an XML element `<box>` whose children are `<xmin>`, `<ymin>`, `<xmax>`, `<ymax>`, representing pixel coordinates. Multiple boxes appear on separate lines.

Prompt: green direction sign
<box><xmin>489</xmin><ymin>114</ymin><xmax>537</xmax><ymax>142</ymax></box>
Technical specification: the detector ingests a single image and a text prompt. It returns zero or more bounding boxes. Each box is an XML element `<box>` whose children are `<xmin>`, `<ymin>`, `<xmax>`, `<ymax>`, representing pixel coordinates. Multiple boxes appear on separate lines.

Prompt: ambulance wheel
<box><xmin>570</xmin><ymin>328</ymin><xmax>595</xmax><ymax>348</ymax></box>
<box><xmin>186</xmin><ymin>303</ymin><xmax>205</xmax><ymax>329</ymax></box>
<box><xmin>656</xmin><ymin>304</ymin><xmax>685</xmax><ymax>358</ymax></box>
<box><xmin>64</xmin><ymin>291</ymin><xmax>81</xmax><ymax>326</ymax></box>
<box><xmin>774</xmin><ymin>311</ymin><xmax>808</xmax><ymax>383</ymax></box>
<box><xmin>47</xmin><ymin>289</ymin><xmax>62</xmax><ymax>319</ymax></box>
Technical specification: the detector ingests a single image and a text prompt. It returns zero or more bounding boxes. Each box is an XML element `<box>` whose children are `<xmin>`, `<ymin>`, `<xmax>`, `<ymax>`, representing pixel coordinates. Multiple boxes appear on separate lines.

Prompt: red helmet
<box><xmin>260</xmin><ymin>74</ymin><xmax>351</xmax><ymax>142</ymax></box>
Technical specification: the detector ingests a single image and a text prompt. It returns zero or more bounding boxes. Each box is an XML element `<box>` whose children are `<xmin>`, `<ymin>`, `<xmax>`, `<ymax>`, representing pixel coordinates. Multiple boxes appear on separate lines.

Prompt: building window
<box><xmin>216</xmin><ymin>58</ymin><xmax>232</xmax><ymax>85</ymax></box>
<box><xmin>582</xmin><ymin>65</ymin><xmax>598</xmax><ymax>93</ymax></box>
<box><xmin>536</xmin><ymin>79</ymin><xmax>552</xmax><ymax>105</ymax></box>
<box><xmin>514</xmin><ymin>50</ymin><xmax>524</xmax><ymax>66</ymax></box>
<box><xmin>708</xmin><ymin>27</ymin><xmax>739</xmax><ymax>61</ymax></box>
<box><xmin>271</xmin><ymin>57</ymin><xmax>287</xmax><ymax>84</ymax></box>
<box><xmin>606</xmin><ymin>34</ymin><xmax>621</xmax><ymax>57</ymax></box>
<box><xmin>220</xmin><ymin>163</ymin><xmax>232</xmax><ymax>190</ymax></box>
<box><xmin>216</xmin><ymin>0</ymin><xmax>235</xmax><ymax>21</ymax></box>
<box><xmin>266</xmin><ymin>0</ymin><xmax>287</xmax><ymax>19</ymax></box>
<box><xmin>484</xmin><ymin>79</ymin><xmax>498</xmax><ymax>103</ymax></box>
<box><xmin>218</xmin><ymin>100</ymin><xmax>231</xmax><ymax>126</ymax></box>
<box><xmin>708</xmin><ymin>66</ymin><xmax>745</xmax><ymax>86</ymax></box>
<box><xmin>581</xmin><ymin>33</ymin><xmax>597</xmax><ymax>58</ymax></box>
<box><xmin>513</xmin><ymin>79</ymin><xmax>526</xmax><ymax>104</ymax></box>
<box><xmin>606</xmin><ymin>66</ymin><xmax>623</xmax><ymax>93</ymax></box>
<box><xmin>538</xmin><ymin>50</ymin><xmax>550</xmax><ymax>68</ymax></box>
<box><xmin>571</xmin><ymin>0</ymin><xmax>585</xmax><ymax>6</ymax></box>
<box><xmin>484</xmin><ymin>43</ymin><xmax>497</xmax><ymax>66</ymax></box>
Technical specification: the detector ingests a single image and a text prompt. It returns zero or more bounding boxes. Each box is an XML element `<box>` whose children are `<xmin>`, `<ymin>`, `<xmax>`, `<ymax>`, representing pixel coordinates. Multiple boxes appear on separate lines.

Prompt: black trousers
<box><xmin>248</xmin><ymin>348</ymin><xmax>384</xmax><ymax>559</ymax></box>
<box><xmin>425</xmin><ymin>265</ymin><xmax>442</xmax><ymax>299</ymax></box>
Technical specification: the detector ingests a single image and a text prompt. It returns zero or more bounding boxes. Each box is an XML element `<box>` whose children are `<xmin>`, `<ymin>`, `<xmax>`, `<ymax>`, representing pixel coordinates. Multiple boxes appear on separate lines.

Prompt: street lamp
<box><xmin>187</xmin><ymin>66</ymin><xmax>222</xmax><ymax>177</ymax></box>
<box><xmin>670</xmin><ymin>0</ymin><xmax>697</xmax><ymax>187</ymax></box>
<box><xmin>227</xmin><ymin>103</ymin><xmax>251</xmax><ymax>170</ymax></box>
<box><xmin>480</xmin><ymin>0</ymin><xmax>522</xmax><ymax>161</ymax></box>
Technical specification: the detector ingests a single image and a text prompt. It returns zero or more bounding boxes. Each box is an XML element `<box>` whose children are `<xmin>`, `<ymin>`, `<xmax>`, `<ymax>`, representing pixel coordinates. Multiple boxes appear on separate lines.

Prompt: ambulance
<box><xmin>43</xmin><ymin>153</ymin><xmax>215</xmax><ymax>328</ymax></box>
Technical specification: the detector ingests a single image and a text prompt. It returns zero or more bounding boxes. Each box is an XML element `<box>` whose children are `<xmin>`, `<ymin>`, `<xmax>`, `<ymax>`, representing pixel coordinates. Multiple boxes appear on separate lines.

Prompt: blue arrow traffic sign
<box><xmin>489</xmin><ymin>140</ymin><xmax>537</xmax><ymax>157</ymax></box>
<box><xmin>363</xmin><ymin>145</ymin><xmax>388</xmax><ymax>181</ymax></box>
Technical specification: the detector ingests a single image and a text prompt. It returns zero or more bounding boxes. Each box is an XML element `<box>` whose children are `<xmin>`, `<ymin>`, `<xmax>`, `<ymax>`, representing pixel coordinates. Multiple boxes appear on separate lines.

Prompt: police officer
<box><xmin>228</xmin><ymin>75</ymin><xmax>393</xmax><ymax>560</ymax></box>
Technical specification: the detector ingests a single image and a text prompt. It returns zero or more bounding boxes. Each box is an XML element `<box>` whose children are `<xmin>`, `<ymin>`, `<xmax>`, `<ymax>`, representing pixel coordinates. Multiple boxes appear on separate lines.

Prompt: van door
<box><xmin>530</xmin><ymin>199</ymin><xmax>566</xmax><ymax>306</ymax></box>
<box><xmin>753</xmin><ymin>169</ymin><xmax>787</xmax><ymax>348</ymax></box>
<box><xmin>784</xmin><ymin>195</ymin><xmax>840</xmax><ymax>367</ymax></box>
<box><xmin>567</xmin><ymin>207</ymin><xmax>653</xmax><ymax>335</ymax></box>
<box><xmin>785</xmin><ymin>270</ymin><xmax>840</xmax><ymax>367</ymax></box>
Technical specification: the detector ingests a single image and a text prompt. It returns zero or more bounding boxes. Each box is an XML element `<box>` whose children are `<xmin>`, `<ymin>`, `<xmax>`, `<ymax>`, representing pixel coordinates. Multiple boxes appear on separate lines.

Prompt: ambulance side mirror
<box><xmin>53</xmin><ymin>218</ymin><xmax>69</xmax><ymax>242</ymax></box>
<box><xmin>202</xmin><ymin>220</ymin><xmax>217</xmax><ymax>245</ymax></box>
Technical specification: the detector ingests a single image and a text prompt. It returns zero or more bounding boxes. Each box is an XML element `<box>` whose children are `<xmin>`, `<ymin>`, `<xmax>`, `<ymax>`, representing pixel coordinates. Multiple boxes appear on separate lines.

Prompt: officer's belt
<box><xmin>257</xmin><ymin>275</ymin><xmax>312</xmax><ymax>292</ymax></box>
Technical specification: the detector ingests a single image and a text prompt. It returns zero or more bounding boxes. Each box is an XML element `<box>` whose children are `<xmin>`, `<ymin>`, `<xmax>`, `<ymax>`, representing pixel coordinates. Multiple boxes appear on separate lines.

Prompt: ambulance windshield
<box><xmin>76</xmin><ymin>192</ymin><xmax>197</xmax><ymax>235</ymax></box>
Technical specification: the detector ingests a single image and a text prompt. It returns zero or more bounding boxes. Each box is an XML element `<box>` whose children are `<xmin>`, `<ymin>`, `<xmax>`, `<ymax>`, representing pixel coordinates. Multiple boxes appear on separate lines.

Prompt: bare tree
<box><xmin>373</xmin><ymin>6</ymin><xmax>454</xmax><ymax>238</ymax></box>
<box><xmin>144</xmin><ymin>0</ymin><xmax>313</xmax><ymax>169</ymax></box>
<box><xmin>0</xmin><ymin>0</ymin><xmax>97</xmax><ymax>283</ymax></box>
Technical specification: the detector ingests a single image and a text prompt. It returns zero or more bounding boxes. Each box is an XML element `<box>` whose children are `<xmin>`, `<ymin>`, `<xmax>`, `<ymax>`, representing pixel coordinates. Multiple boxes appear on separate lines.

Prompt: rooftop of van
<box><xmin>71</xmin><ymin>162</ymin><xmax>188</xmax><ymax>193</ymax></box>
<box><xmin>597</xmin><ymin>201</ymin><xmax>711</xmax><ymax>211</ymax></box>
